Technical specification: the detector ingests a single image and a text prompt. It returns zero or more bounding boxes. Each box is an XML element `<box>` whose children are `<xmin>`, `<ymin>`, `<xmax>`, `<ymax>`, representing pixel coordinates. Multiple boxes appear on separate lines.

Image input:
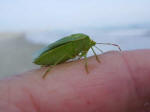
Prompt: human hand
<box><xmin>0</xmin><ymin>50</ymin><xmax>150</xmax><ymax>112</ymax></box>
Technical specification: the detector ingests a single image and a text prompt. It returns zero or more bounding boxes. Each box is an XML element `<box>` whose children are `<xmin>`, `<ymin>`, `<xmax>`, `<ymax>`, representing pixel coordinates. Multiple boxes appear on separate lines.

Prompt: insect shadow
<box><xmin>33</xmin><ymin>33</ymin><xmax>121</xmax><ymax>79</ymax></box>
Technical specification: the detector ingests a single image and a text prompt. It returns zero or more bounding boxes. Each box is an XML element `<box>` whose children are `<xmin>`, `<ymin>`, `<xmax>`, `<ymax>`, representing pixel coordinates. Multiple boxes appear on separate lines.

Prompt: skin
<box><xmin>0</xmin><ymin>49</ymin><xmax>150</xmax><ymax>112</ymax></box>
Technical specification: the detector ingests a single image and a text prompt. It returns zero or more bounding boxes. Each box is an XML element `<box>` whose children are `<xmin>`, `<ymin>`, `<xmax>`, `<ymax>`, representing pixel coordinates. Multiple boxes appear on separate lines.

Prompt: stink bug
<box><xmin>33</xmin><ymin>33</ymin><xmax>121</xmax><ymax>78</ymax></box>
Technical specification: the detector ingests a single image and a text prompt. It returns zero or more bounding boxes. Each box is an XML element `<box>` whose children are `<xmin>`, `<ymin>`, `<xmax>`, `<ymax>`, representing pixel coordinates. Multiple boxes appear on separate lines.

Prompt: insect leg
<box><xmin>42</xmin><ymin>66</ymin><xmax>52</xmax><ymax>79</ymax></box>
<box><xmin>96</xmin><ymin>43</ymin><xmax>121</xmax><ymax>51</ymax></box>
<box><xmin>42</xmin><ymin>55</ymin><xmax>66</xmax><ymax>79</ymax></box>
<box><xmin>83</xmin><ymin>53</ymin><xmax>89</xmax><ymax>73</ymax></box>
<box><xmin>94</xmin><ymin>46</ymin><xmax>103</xmax><ymax>53</ymax></box>
<box><xmin>91</xmin><ymin>47</ymin><xmax>101</xmax><ymax>63</ymax></box>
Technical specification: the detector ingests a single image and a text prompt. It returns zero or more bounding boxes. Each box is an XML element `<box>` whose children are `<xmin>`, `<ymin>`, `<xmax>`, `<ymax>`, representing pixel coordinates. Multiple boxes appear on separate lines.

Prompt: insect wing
<box><xmin>33</xmin><ymin>33</ymin><xmax>89</xmax><ymax>60</ymax></box>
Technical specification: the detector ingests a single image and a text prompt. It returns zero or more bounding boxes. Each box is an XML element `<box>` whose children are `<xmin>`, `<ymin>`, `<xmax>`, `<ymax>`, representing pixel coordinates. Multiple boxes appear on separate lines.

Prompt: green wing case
<box><xmin>33</xmin><ymin>33</ymin><xmax>89</xmax><ymax>60</ymax></box>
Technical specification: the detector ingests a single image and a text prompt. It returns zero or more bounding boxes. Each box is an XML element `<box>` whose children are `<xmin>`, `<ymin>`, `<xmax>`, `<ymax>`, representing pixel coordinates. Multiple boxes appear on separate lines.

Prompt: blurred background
<box><xmin>0</xmin><ymin>0</ymin><xmax>150</xmax><ymax>78</ymax></box>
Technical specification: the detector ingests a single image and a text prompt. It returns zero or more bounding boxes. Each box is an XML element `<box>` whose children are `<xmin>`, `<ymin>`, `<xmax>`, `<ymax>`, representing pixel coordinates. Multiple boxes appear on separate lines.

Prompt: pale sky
<box><xmin>0</xmin><ymin>0</ymin><xmax>150</xmax><ymax>31</ymax></box>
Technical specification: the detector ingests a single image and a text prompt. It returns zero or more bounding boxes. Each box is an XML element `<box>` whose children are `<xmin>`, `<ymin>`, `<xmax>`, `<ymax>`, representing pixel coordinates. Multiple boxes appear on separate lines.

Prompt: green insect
<box><xmin>33</xmin><ymin>33</ymin><xmax>121</xmax><ymax>78</ymax></box>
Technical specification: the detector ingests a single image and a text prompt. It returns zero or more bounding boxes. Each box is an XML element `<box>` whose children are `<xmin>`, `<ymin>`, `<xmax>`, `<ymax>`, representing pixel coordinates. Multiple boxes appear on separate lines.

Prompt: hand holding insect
<box><xmin>33</xmin><ymin>33</ymin><xmax>121</xmax><ymax>78</ymax></box>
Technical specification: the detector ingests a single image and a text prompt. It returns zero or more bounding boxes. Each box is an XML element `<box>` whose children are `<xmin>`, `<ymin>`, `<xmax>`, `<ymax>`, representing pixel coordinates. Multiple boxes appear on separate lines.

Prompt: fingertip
<box><xmin>121</xmin><ymin>50</ymin><xmax>150</xmax><ymax>101</ymax></box>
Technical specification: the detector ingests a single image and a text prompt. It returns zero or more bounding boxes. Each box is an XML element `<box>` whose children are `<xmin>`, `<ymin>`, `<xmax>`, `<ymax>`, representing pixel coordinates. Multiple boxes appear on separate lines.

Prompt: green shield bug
<box><xmin>33</xmin><ymin>33</ymin><xmax>121</xmax><ymax>78</ymax></box>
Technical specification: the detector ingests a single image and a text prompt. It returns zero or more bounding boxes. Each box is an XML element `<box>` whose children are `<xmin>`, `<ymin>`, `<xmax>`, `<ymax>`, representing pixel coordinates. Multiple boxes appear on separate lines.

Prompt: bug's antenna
<box><xmin>94</xmin><ymin>46</ymin><xmax>103</xmax><ymax>53</ymax></box>
<box><xmin>96</xmin><ymin>43</ymin><xmax>121</xmax><ymax>51</ymax></box>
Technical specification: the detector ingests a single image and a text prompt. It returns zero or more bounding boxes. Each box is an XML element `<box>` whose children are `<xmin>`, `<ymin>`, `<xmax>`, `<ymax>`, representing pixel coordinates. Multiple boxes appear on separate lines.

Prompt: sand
<box><xmin>0</xmin><ymin>33</ymin><xmax>44</xmax><ymax>78</ymax></box>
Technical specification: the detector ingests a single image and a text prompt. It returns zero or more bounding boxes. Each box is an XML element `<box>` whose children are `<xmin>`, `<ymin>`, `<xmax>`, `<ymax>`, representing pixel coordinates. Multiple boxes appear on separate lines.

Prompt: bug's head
<box><xmin>90</xmin><ymin>40</ymin><xmax>96</xmax><ymax>46</ymax></box>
